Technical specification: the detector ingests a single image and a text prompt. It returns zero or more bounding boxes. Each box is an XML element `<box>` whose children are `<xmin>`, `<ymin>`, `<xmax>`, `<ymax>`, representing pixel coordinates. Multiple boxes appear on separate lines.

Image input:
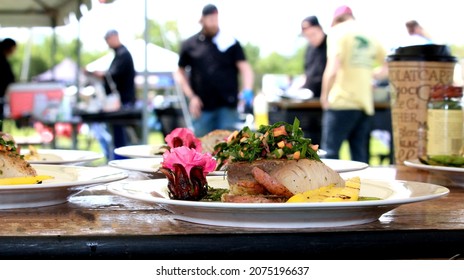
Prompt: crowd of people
<box><xmin>1</xmin><ymin>3</ymin><xmax>442</xmax><ymax>163</ymax></box>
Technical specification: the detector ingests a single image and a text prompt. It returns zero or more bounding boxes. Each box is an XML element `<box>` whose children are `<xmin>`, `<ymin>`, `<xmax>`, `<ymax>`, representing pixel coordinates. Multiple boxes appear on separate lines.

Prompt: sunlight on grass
<box><xmin>339</xmin><ymin>138</ymin><xmax>392</xmax><ymax>166</ymax></box>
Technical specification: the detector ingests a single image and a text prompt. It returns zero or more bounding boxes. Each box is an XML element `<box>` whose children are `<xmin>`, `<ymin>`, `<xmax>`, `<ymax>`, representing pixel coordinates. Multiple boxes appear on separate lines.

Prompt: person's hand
<box><xmin>240</xmin><ymin>89</ymin><xmax>254</xmax><ymax>114</ymax></box>
<box><xmin>91</xmin><ymin>71</ymin><xmax>106</xmax><ymax>79</ymax></box>
<box><xmin>189</xmin><ymin>95</ymin><xmax>203</xmax><ymax>119</ymax></box>
<box><xmin>320</xmin><ymin>97</ymin><xmax>330</xmax><ymax>110</ymax></box>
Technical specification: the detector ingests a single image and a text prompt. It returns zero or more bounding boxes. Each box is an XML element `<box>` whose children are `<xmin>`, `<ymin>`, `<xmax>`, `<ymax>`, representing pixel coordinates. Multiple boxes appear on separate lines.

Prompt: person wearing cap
<box><xmin>91</xmin><ymin>29</ymin><xmax>136</xmax><ymax>160</ymax></box>
<box><xmin>175</xmin><ymin>4</ymin><xmax>254</xmax><ymax>137</ymax></box>
<box><xmin>301</xmin><ymin>16</ymin><xmax>327</xmax><ymax>99</ymax></box>
<box><xmin>320</xmin><ymin>5</ymin><xmax>388</xmax><ymax>163</ymax></box>
<box><xmin>294</xmin><ymin>15</ymin><xmax>327</xmax><ymax>146</ymax></box>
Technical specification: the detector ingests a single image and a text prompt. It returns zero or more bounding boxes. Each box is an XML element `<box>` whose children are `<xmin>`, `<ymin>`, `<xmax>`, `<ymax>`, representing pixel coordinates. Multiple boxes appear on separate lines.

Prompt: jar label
<box><xmin>427</xmin><ymin>109</ymin><xmax>463</xmax><ymax>155</ymax></box>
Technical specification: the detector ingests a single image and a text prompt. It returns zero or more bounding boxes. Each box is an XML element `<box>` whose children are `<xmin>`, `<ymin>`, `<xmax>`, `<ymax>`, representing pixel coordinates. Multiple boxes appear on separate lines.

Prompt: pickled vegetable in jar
<box><xmin>426</xmin><ymin>85</ymin><xmax>464</xmax><ymax>156</ymax></box>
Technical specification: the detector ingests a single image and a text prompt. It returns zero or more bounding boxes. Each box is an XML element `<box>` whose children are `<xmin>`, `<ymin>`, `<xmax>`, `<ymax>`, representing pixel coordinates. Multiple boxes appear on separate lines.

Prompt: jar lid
<box><xmin>430</xmin><ymin>85</ymin><xmax>463</xmax><ymax>99</ymax></box>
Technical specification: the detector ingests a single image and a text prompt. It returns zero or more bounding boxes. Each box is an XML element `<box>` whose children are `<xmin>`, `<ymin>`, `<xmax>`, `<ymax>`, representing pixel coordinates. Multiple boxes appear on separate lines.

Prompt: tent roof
<box><xmin>33</xmin><ymin>57</ymin><xmax>85</xmax><ymax>84</ymax></box>
<box><xmin>0</xmin><ymin>0</ymin><xmax>92</xmax><ymax>27</ymax></box>
<box><xmin>86</xmin><ymin>39</ymin><xmax>179</xmax><ymax>74</ymax></box>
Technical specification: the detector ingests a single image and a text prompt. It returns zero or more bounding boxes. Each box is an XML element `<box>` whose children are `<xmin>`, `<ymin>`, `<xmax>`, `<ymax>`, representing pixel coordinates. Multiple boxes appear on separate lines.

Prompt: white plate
<box><xmin>108</xmin><ymin>158</ymin><xmax>366</xmax><ymax>175</ymax></box>
<box><xmin>321</xmin><ymin>159</ymin><xmax>368</xmax><ymax>173</ymax></box>
<box><xmin>115</xmin><ymin>144</ymin><xmax>327</xmax><ymax>159</ymax></box>
<box><xmin>114</xmin><ymin>144</ymin><xmax>166</xmax><ymax>158</ymax></box>
<box><xmin>0</xmin><ymin>164</ymin><xmax>128</xmax><ymax>209</ymax></box>
<box><xmin>107</xmin><ymin>176</ymin><xmax>449</xmax><ymax>229</ymax></box>
<box><xmin>404</xmin><ymin>159</ymin><xmax>464</xmax><ymax>187</ymax></box>
<box><xmin>21</xmin><ymin>149</ymin><xmax>104</xmax><ymax>164</ymax></box>
<box><xmin>108</xmin><ymin>157</ymin><xmax>227</xmax><ymax>176</ymax></box>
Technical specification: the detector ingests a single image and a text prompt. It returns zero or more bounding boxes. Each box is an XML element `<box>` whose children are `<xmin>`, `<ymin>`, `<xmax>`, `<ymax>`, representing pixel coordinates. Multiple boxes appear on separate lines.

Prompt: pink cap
<box><xmin>332</xmin><ymin>5</ymin><xmax>353</xmax><ymax>25</ymax></box>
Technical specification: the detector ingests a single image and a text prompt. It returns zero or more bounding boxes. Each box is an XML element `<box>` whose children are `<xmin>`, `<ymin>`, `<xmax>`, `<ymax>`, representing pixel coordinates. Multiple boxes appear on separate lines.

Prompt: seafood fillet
<box><xmin>0</xmin><ymin>150</ymin><xmax>37</xmax><ymax>178</ymax></box>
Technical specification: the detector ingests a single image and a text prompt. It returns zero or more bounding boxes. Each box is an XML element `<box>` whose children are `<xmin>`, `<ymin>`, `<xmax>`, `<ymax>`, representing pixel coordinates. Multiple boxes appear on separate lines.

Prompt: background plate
<box><xmin>404</xmin><ymin>159</ymin><xmax>464</xmax><ymax>187</ymax></box>
<box><xmin>21</xmin><ymin>149</ymin><xmax>103</xmax><ymax>164</ymax></box>
<box><xmin>114</xmin><ymin>144</ymin><xmax>166</xmax><ymax>158</ymax></box>
<box><xmin>0</xmin><ymin>164</ymin><xmax>127</xmax><ymax>209</ymax></box>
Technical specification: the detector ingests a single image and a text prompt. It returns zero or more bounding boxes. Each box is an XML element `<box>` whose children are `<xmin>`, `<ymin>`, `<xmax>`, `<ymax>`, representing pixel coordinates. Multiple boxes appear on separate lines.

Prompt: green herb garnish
<box><xmin>202</xmin><ymin>187</ymin><xmax>230</xmax><ymax>202</ymax></box>
<box><xmin>213</xmin><ymin>118</ymin><xmax>320</xmax><ymax>170</ymax></box>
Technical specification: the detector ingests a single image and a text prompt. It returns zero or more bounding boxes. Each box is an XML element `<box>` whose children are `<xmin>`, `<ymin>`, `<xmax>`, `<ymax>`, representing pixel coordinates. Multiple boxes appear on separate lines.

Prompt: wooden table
<box><xmin>0</xmin><ymin>165</ymin><xmax>463</xmax><ymax>260</ymax></box>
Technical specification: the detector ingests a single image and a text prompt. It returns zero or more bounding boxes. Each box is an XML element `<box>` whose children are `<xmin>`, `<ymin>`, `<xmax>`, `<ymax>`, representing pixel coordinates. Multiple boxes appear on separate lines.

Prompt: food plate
<box><xmin>404</xmin><ymin>159</ymin><xmax>464</xmax><ymax>187</ymax></box>
<box><xmin>21</xmin><ymin>149</ymin><xmax>104</xmax><ymax>165</ymax></box>
<box><xmin>114</xmin><ymin>144</ymin><xmax>327</xmax><ymax>159</ymax></box>
<box><xmin>108</xmin><ymin>157</ymin><xmax>227</xmax><ymax>176</ymax></box>
<box><xmin>0</xmin><ymin>164</ymin><xmax>128</xmax><ymax>209</ymax></box>
<box><xmin>114</xmin><ymin>144</ymin><xmax>166</xmax><ymax>158</ymax></box>
<box><xmin>321</xmin><ymin>159</ymin><xmax>368</xmax><ymax>173</ymax></box>
<box><xmin>107</xmin><ymin>176</ymin><xmax>449</xmax><ymax>229</ymax></box>
<box><xmin>108</xmin><ymin>158</ymin><xmax>366</xmax><ymax>175</ymax></box>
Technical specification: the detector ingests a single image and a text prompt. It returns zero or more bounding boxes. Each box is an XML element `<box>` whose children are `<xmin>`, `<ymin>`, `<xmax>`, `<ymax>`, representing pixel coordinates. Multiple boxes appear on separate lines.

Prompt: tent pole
<box><xmin>75</xmin><ymin>0</ymin><xmax>83</xmax><ymax>98</ymax></box>
<box><xmin>141</xmin><ymin>0</ymin><xmax>149</xmax><ymax>144</ymax></box>
<box><xmin>51</xmin><ymin>17</ymin><xmax>57</xmax><ymax>81</ymax></box>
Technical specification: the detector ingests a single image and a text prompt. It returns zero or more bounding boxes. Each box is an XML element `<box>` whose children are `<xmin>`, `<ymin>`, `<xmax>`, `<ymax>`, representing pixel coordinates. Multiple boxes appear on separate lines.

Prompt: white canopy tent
<box><xmin>0</xmin><ymin>0</ymin><xmax>92</xmax><ymax>27</ymax></box>
<box><xmin>0</xmin><ymin>0</ymin><xmax>95</xmax><ymax>84</ymax></box>
<box><xmin>33</xmin><ymin>58</ymin><xmax>87</xmax><ymax>85</ymax></box>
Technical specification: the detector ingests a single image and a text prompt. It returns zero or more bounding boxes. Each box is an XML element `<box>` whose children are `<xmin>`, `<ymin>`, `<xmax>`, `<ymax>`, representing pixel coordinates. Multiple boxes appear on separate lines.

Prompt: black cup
<box><xmin>387</xmin><ymin>44</ymin><xmax>457</xmax><ymax>62</ymax></box>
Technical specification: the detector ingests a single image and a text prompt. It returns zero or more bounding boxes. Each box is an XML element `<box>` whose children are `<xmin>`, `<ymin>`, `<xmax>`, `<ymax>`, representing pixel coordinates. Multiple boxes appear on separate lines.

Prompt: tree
<box><xmin>140</xmin><ymin>20</ymin><xmax>181</xmax><ymax>53</ymax></box>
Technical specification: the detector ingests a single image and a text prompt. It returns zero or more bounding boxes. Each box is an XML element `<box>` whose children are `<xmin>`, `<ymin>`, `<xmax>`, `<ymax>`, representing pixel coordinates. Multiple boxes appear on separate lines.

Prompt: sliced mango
<box><xmin>286</xmin><ymin>176</ymin><xmax>361</xmax><ymax>203</ymax></box>
<box><xmin>0</xmin><ymin>175</ymin><xmax>54</xmax><ymax>185</ymax></box>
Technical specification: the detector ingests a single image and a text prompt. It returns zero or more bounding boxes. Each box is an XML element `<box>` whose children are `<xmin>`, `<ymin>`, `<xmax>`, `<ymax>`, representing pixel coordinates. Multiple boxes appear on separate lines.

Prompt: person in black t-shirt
<box><xmin>176</xmin><ymin>4</ymin><xmax>254</xmax><ymax>137</ymax></box>
<box><xmin>297</xmin><ymin>16</ymin><xmax>327</xmax><ymax>145</ymax></box>
<box><xmin>90</xmin><ymin>30</ymin><xmax>136</xmax><ymax>160</ymax></box>
<box><xmin>301</xmin><ymin>16</ymin><xmax>327</xmax><ymax>99</ymax></box>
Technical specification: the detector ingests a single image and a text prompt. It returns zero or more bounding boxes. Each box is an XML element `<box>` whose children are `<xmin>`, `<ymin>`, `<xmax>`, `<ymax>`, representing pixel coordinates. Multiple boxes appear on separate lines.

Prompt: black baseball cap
<box><xmin>202</xmin><ymin>4</ymin><xmax>218</xmax><ymax>16</ymax></box>
<box><xmin>302</xmin><ymin>16</ymin><xmax>320</xmax><ymax>27</ymax></box>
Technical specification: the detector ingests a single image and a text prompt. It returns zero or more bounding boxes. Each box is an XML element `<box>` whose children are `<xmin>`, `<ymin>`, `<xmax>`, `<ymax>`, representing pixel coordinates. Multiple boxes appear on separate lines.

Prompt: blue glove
<box><xmin>241</xmin><ymin>89</ymin><xmax>254</xmax><ymax>114</ymax></box>
<box><xmin>241</xmin><ymin>89</ymin><xmax>254</xmax><ymax>107</ymax></box>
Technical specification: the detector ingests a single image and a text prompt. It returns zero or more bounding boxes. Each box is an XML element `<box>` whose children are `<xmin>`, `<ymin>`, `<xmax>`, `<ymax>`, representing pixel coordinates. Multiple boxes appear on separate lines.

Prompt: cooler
<box><xmin>6</xmin><ymin>82</ymin><xmax>65</xmax><ymax>119</ymax></box>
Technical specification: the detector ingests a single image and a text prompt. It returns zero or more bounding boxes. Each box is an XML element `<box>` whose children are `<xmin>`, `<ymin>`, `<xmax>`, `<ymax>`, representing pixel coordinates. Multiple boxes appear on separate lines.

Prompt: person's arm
<box><xmin>373</xmin><ymin>62</ymin><xmax>389</xmax><ymax>81</ymax></box>
<box><xmin>175</xmin><ymin>67</ymin><xmax>203</xmax><ymax>119</ymax></box>
<box><xmin>236</xmin><ymin>60</ymin><xmax>254</xmax><ymax>91</ymax></box>
<box><xmin>320</xmin><ymin>55</ymin><xmax>340</xmax><ymax>110</ymax></box>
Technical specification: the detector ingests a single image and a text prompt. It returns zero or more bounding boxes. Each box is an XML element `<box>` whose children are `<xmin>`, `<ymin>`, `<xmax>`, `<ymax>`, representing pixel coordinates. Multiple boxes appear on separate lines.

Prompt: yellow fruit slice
<box><xmin>0</xmin><ymin>175</ymin><xmax>54</xmax><ymax>185</ymax></box>
<box><xmin>286</xmin><ymin>176</ymin><xmax>361</xmax><ymax>203</ymax></box>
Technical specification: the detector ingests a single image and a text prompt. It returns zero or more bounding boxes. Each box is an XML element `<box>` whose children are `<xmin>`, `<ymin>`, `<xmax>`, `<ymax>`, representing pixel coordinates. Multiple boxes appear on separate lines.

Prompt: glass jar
<box><xmin>426</xmin><ymin>85</ymin><xmax>464</xmax><ymax>156</ymax></box>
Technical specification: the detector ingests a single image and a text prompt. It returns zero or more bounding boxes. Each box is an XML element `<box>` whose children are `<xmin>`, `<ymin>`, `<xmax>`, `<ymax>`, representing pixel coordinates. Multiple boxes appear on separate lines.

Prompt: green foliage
<box><xmin>450</xmin><ymin>44</ymin><xmax>464</xmax><ymax>59</ymax></box>
<box><xmin>138</xmin><ymin>20</ymin><xmax>181</xmax><ymax>53</ymax></box>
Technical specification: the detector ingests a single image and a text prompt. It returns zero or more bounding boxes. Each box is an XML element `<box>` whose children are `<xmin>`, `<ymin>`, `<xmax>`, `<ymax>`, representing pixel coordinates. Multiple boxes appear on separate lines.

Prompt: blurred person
<box><xmin>320</xmin><ymin>5</ymin><xmax>388</xmax><ymax>163</ymax></box>
<box><xmin>298</xmin><ymin>15</ymin><xmax>327</xmax><ymax>145</ymax></box>
<box><xmin>90</xmin><ymin>30</ymin><xmax>136</xmax><ymax>160</ymax></box>
<box><xmin>175</xmin><ymin>4</ymin><xmax>254</xmax><ymax>137</ymax></box>
<box><xmin>405</xmin><ymin>20</ymin><xmax>434</xmax><ymax>45</ymax></box>
<box><xmin>301</xmin><ymin>15</ymin><xmax>327</xmax><ymax>99</ymax></box>
<box><xmin>0</xmin><ymin>38</ymin><xmax>17</xmax><ymax>130</ymax></box>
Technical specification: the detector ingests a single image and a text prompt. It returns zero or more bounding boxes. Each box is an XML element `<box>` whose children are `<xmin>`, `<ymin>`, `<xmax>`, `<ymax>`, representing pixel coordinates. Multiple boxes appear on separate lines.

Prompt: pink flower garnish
<box><xmin>161</xmin><ymin>146</ymin><xmax>216</xmax><ymax>177</ymax></box>
<box><xmin>159</xmin><ymin>146</ymin><xmax>217</xmax><ymax>201</ymax></box>
<box><xmin>165</xmin><ymin>128</ymin><xmax>202</xmax><ymax>152</ymax></box>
